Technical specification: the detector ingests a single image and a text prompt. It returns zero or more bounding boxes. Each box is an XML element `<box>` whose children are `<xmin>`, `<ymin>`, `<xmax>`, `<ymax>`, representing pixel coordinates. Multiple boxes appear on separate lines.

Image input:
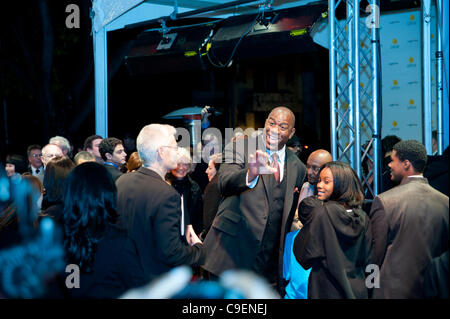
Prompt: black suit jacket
<box><xmin>116</xmin><ymin>167</ymin><xmax>205</xmax><ymax>282</ymax></box>
<box><xmin>104</xmin><ymin>164</ymin><xmax>123</xmax><ymax>182</ymax></box>
<box><xmin>203</xmin><ymin>134</ymin><xmax>306</xmax><ymax>291</ymax></box>
<box><xmin>67</xmin><ymin>226</ymin><xmax>146</xmax><ymax>298</ymax></box>
<box><xmin>424</xmin><ymin>152</ymin><xmax>449</xmax><ymax>196</ymax></box>
<box><xmin>202</xmin><ymin>174</ymin><xmax>222</xmax><ymax>238</ymax></box>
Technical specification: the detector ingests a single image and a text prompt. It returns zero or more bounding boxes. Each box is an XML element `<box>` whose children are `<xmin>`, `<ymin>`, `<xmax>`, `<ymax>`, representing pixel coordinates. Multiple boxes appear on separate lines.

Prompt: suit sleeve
<box><xmin>293</xmin><ymin>205</ymin><xmax>326</xmax><ymax>269</ymax></box>
<box><xmin>363</xmin><ymin>213</ymin><xmax>374</xmax><ymax>267</ymax></box>
<box><xmin>154</xmin><ymin>192</ymin><xmax>205</xmax><ymax>267</ymax></box>
<box><xmin>297</xmin><ymin>162</ymin><xmax>307</xmax><ymax>187</ymax></box>
<box><xmin>118</xmin><ymin>237</ymin><xmax>148</xmax><ymax>290</ymax></box>
<box><xmin>202</xmin><ymin>182</ymin><xmax>219</xmax><ymax>235</ymax></box>
<box><xmin>218</xmin><ymin>140</ymin><xmax>250</xmax><ymax>197</ymax></box>
<box><xmin>368</xmin><ymin>196</ymin><xmax>389</xmax><ymax>267</ymax></box>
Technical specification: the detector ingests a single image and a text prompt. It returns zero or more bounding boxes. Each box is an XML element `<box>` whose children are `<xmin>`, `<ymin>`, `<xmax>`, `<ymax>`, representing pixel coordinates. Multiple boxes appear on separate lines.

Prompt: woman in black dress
<box><xmin>62</xmin><ymin>162</ymin><xmax>146</xmax><ymax>298</ymax></box>
<box><xmin>293</xmin><ymin>161</ymin><xmax>372</xmax><ymax>299</ymax></box>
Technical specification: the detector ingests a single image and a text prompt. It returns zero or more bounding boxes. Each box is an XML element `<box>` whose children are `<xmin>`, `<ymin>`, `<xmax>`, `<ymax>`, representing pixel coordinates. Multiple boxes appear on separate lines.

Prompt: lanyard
<box><xmin>104</xmin><ymin>161</ymin><xmax>120</xmax><ymax>170</ymax></box>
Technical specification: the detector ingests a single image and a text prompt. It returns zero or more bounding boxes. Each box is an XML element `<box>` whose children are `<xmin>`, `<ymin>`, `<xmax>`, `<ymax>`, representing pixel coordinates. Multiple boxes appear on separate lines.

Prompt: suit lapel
<box><xmin>281</xmin><ymin>150</ymin><xmax>297</xmax><ymax>230</ymax></box>
<box><xmin>256</xmin><ymin>134</ymin><xmax>271</xmax><ymax>201</ymax></box>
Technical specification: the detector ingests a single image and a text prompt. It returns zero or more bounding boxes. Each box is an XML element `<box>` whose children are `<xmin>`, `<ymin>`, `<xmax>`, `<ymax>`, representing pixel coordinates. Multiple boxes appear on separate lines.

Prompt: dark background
<box><xmin>0</xmin><ymin>0</ymin><xmax>420</xmax><ymax>164</ymax></box>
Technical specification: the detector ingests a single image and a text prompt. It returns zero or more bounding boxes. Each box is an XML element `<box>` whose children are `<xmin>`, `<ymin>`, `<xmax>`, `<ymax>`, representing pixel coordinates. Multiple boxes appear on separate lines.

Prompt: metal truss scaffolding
<box><xmin>329</xmin><ymin>0</ymin><xmax>381</xmax><ymax>198</ymax></box>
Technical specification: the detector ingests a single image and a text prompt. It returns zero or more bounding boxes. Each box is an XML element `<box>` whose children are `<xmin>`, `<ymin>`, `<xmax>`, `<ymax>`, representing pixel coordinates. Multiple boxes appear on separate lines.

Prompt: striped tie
<box><xmin>271</xmin><ymin>153</ymin><xmax>280</xmax><ymax>184</ymax></box>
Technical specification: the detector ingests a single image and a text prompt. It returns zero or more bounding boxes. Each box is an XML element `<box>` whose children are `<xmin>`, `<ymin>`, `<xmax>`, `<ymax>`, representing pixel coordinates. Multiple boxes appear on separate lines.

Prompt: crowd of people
<box><xmin>0</xmin><ymin>106</ymin><xmax>448</xmax><ymax>299</ymax></box>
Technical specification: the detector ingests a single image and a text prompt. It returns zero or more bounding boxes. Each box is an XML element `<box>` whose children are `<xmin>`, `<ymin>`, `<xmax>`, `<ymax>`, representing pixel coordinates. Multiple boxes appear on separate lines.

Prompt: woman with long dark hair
<box><xmin>62</xmin><ymin>162</ymin><xmax>146</xmax><ymax>298</ymax></box>
<box><xmin>293</xmin><ymin>161</ymin><xmax>372</xmax><ymax>299</ymax></box>
<box><xmin>41</xmin><ymin>156</ymin><xmax>75</xmax><ymax>222</ymax></box>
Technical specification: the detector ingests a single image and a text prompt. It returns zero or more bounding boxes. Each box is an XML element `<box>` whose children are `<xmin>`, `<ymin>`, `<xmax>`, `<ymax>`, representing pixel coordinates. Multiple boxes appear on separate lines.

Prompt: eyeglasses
<box><xmin>306</xmin><ymin>164</ymin><xmax>321</xmax><ymax>173</ymax></box>
<box><xmin>41</xmin><ymin>154</ymin><xmax>59</xmax><ymax>160</ymax></box>
<box><xmin>31</xmin><ymin>154</ymin><xmax>42</xmax><ymax>158</ymax></box>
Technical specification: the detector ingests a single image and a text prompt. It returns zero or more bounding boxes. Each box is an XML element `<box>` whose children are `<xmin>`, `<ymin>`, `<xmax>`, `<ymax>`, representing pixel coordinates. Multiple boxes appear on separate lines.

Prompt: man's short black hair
<box><xmin>83</xmin><ymin>135</ymin><xmax>103</xmax><ymax>151</ymax></box>
<box><xmin>99</xmin><ymin>137</ymin><xmax>122</xmax><ymax>161</ymax></box>
<box><xmin>27</xmin><ymin>144</ymin><xmax>42</xmax><ymax>157</ymax></box>
<box><xmin>382</xmin><ymin>135</ymin><xmax>401</xmax><ymax>155</ymax></box>
<box><xmin>393</xmin><ymin>140</ymin><xmax>427</xmax><ymax>173</ymax></box>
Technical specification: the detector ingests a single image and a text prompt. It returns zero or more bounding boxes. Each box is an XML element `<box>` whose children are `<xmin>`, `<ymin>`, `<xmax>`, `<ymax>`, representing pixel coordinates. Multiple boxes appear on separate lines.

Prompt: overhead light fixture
<box><xmin>254</xmin><ymin>0</ymin><xmax>278</xmax><ymax>30</ymax></box>
<box><xmin>157</xmin><ymin>33</ymin><xmax>177</xmax><ymax>50</ymax></box>
<box><xmin>157</xmin><ymin>19</ymin><xmax>177</xmax><ymax>50</ymax></box>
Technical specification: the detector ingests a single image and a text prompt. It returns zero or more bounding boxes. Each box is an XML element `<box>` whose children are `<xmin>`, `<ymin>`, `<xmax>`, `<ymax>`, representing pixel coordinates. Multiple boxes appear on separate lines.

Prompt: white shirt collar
<box><xmin>32</xmin><ymin>166</ymin><xmax>42</xmax><ymax>173</ymax></box>
<box><xmin>267</xmin><ymin>145</ymin><xmax>286</xmax><ymax>163</ymax></box>
<box><xmin>408</xmin><ymin>174</ymin><xmax>424</xmax><ymax>178</ymax></box>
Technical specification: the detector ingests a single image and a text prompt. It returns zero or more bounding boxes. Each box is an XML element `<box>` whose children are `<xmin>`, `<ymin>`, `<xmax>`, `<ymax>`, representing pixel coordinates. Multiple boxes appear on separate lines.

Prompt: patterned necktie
<box><xmin>271</xmin><ymin>153</ymin><xmax>280</xmax><ymax>184</ymax></box>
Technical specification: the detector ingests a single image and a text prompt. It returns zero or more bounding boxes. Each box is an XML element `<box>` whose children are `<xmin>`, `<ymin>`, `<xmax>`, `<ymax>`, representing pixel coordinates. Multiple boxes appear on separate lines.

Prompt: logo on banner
<box><xmin>391</xmin><ymin>38</ymin><xmax>399</xmax><ymax>49</ymax></box>
<box><xmin>407</xmin><ymin>14</ymin><xmax>417</xmax><ymax>25</ymax></box>
<box><xmin>407</xmin><ymin>99</ymin><xmax>417</xmax><ymax>110</ymax></box>
<box><xmin>391</xmin><ymin>120</ymin><xmax>400</xmax><ymax>132</ymax></box>
<box><xmin>391</xmin><ymin>80</ymin><xmax>400</xmax><ymax>90</ymax></box>
<box><xmin>407</xmin><ymin>57</ymin><xmax>417</xmax><ymax>68</ymax></box>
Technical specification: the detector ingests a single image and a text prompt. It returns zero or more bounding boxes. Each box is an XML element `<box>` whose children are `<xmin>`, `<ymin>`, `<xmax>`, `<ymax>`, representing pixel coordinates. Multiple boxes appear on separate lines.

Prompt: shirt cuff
<box><xmin>246</xmin><ymin>171</ymin><xmax>259</xmax><ymax>189</ymax></box>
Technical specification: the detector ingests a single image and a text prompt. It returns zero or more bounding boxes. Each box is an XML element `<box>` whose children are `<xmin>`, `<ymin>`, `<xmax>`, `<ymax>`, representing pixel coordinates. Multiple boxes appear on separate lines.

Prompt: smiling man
<box><xmin>203</xmin><ymin>106</ymin><xmax>306</xmax><ymax>295</ymax></box>
<box><xmin>369</xmin><ymin>140</ymin><xmax>449</xmax><ymax>298</ymax></box>
<box><xmin>290</xmin><ymin>149</ymin><xmax>332</xmax><ymax>230</ymax></box>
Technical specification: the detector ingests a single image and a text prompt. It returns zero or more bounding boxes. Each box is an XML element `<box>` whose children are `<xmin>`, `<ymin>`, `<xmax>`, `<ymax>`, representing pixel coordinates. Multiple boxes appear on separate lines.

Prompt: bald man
<box><xmin>291</xmin><ymin>149</ymin><xmax>332</xmax><ymax>231</ymax></box>
<box><xmin>203</xmin><ymin>106</ymin><xmax>306</xmax><ymax>295</ymax></box>
<box><xmin>41</xmin><ymin>144</ymin><xmax>64</xmax><ymax>168</ymax></box>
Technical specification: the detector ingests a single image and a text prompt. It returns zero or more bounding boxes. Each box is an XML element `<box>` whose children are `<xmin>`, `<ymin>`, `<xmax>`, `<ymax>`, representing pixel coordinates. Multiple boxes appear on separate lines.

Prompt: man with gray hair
<box><xmin>73</xmin><ymin>151</ymin><xmax>96</xmax><ymax>165</ymax></box>
<box><xmin>116</xmin><ymin>124</ymin><xmax>205</xmax><ymax>283</ymax></box>
<box><xmin>41</xmin><ymin>144</ymin><xmax>63</xmax><ymax>168</ymax></box>
<box><xmin>49</xmin><ymin>136</ymin><xmax>71</xmax><ymax>157</ymax></box>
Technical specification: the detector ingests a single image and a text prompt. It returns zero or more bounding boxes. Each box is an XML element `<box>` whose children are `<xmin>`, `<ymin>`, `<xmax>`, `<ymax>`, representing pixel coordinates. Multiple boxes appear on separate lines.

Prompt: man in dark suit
<box><xmin>83</xmin><ymin>134</ymin><xmax>104</xmax><ymax>164</ymax></box>
<box><xmin>424</xmin><ymin>146</ymin><xmax>449</xmax><ymax>196</ymax></box>
<box><xmin>369</xmin><ymin>140</ymin><xmax>449</xmax><ymax>298</ymax></box>
<box><xmin>116</xmin><ymin>124</ymin><xmax>205</xmax><ymax>283</ymax></box>
<box><xmin>203</xmin><ymin>107</ymin><xmax>306</xmax><ymax>295</ymax></box>
<box><xmin>27</xmin><ymin>144</ymin><xmax>44</xmax><ymax>182</ymax></box>
<box><xmin>99</xmin><ymin>137</ymin><xmax>126</xmax><ymax>182</ymax></box>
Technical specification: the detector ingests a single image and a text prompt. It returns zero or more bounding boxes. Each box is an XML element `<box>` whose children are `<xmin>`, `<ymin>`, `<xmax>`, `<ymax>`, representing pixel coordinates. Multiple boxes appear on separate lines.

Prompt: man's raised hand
<box><xmin>248</xmin><ymin>150</ymin><xmax>277</xmax><ymax>182</ymax></box>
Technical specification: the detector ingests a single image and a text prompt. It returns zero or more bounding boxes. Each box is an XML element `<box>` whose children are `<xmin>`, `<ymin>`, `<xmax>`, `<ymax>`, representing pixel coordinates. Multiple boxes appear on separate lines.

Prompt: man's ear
<box><xmin>105</xmin><ymin>152</ymin><xmax>113</xmax><ymax>161</ymax></box>
<box><xmin>156</xmin><ymin>147</ymin><xmax>164</xmax><ymax>161</ymax></box>
<box><xmin>289</xmin><ymin>128</ymin><xmax>296</xmax><ymax>139</ymax></box>
<box><xmin>403</xmin><ymin>159</ymin><xmax>411</xmax><ymax>171</ymax></box>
